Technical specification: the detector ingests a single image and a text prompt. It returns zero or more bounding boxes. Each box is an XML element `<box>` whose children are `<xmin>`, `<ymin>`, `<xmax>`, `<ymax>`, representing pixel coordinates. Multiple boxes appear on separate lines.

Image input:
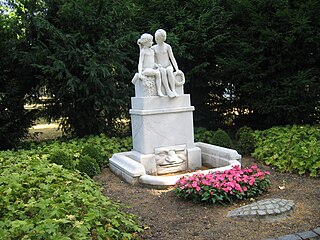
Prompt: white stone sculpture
<box><xmin>152</xmin><ymin>29</ymin><xmax>185</xmax><ymax>98</ymax></box>
<box><xmin>135</xmin><ymin>33</ymin><xmax>164</xmax><ymax>97</ymax></box>
<box><xmin>109</xmin><ymin>29</ymin><xmax>242</xmax><ymax>187</ymax></box>
<box><xmin>132</xmin><ymin>30</ymin><xmax>185</xmax><ymax>98</ymax></box>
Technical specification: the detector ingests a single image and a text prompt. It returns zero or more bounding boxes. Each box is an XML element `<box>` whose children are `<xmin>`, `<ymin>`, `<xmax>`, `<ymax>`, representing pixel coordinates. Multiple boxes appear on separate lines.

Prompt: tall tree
<box><xmin>218</xmin><ymin>0</ymin><xmax>320</xmax><ymax>128</ymax></box>
<box><xmin>0</xmin><ymin>1</ymin><xmax>38</xmax><ymax>149</ymax></box>
<box><xmin>18</xmin><ymin>0</ymin><xmax>139</xmax><ymax>136</ymax></box>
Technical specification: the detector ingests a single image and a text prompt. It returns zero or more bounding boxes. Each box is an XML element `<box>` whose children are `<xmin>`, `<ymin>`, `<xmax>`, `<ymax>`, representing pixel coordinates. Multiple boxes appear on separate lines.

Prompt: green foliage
<box><xmin>252</xmin><ymin>125</ymin><xmax>320</xmax><ymax>176</ymax></box>
<box><xmin>77</xmin><ymin>155</ymin><xmax>101</xmax><ymax>178</ymax></box>
<box><xmin>49</xmin><ymin>150</ymin><xmax>74</xmax><ymax>170</ymax></box>
<box><xmin>0</xmin><ymin>150</ymin><xmax>142</xmax><ymax>239</ymax></box>
<box><xmin>3</xmin><ymin>0</ymin><xmax>320</xmax><ymax>138</ymax></box>
<box><xmin>194</xmin><ymin>127</ymin><xmax>215</xmax><ymax>144</ymax></box>
<box><xmin>32</xmin><ymin>134</ymin><xmax>132</xmax><ymax>168</ymax></box>
<box><xmin>0</xmin><ymin>2</ymin><xmax>38</xmax><ymax>150</ymax></box>
<box><xmin>81</xmin><ymin>144</ymin><xmax>105</xmax><ymax>168</ymax></box>
<box><xmin>211</xmin><ymin>129</ymin><xmax>232</xmax><ymax>148</ymax></box>
<box><xmin>218</xmin><ymin>0</ymin><xmax>320</xmax><ymax>128</ymax></box>
<box><xmin>10</xmin><ymin>0</ymin><xmax>138</xmax><ymax>137</ymax></box>
<box><xmin>174</xmin><ymin>165</ymin><xmax>271</xmax><ymax>205</ymax></box>
<box><xmin>236</xmin><ymin>126</ymin><xmax>256</xmax><ymax>156</ymax></box>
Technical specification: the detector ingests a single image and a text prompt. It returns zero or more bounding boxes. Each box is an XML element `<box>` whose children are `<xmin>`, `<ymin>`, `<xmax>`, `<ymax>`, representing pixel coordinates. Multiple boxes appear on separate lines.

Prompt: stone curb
<box><xmin>263</xmin><ymin>227</ymin><xmax>320</xmax><ymax>240</ymax></box>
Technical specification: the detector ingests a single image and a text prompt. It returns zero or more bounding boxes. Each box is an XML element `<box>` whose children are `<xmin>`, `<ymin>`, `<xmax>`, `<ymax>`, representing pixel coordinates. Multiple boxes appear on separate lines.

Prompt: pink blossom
<box><xmin>222</xmin><ymin>187</ymin><xmax>231</xmax><ymax>193</ymax></box>
<box><xmin>249</xmin><ymin>177</ymin><xmax>256</xmax><ymax>186</ymax></box>
<box><xmin>192</xmin><ymin>181</ymin><xmax>198</xmax><ymax>188</ymax></box>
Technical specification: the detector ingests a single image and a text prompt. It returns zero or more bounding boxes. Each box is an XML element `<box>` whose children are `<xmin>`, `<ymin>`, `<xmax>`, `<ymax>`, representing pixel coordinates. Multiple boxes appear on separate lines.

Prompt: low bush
<box><xmin>77</xmin><ymin>155</ymin><xmax>101</xmax><ymax>178</ymax></box>
<box><xmin>211</xmin><ymin>129</ymin><xmax>232</xmax><ymax>148</ymax></box>
<box><xmin>49</xmin><ymin>150</ymin><xmax>75</xmax><ymax>170</ymax></box>
<box><xmin>0</xmin><ymin>151</ymin><xmax>142</xmax><ymax>239</ymax></box>
<box><xmin>81</xmin><ymin>144</ymin><xmax>105</xmax><ymax>168</ymax></box>
<box><xmin>236</xmin><ymin>126</ymin><xmax>256</xmax><ymax>156</ymax></box>
<box><xmin>252</xmin><ymin>125</ymin><xmax>320</xmax><ymax>176</ymax></box>
<box><xmin>30</xmin><ymin>134</ymin><xmax>132</xmax><ymax>169</ymax></box>
<box><xmin>174</xmin><ymin>165</ymin><xmax>271</xmax><ymax>205</ymax></box>
<box><xmin>194</xmin><ymin>127</ymin><xmax>215</xmax><ymax>144</ymax></box>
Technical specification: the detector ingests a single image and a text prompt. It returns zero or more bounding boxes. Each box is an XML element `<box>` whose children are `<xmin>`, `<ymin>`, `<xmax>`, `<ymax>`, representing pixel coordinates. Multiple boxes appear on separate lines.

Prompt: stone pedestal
<box><xmin>130</xmin><ymin>95</ymin><xmax>195</xmax><ymax>154</ymax></box>
<box><xmin>129</xmin><ymin>94</ymin><xmax>201</xmax><ymax>175</ymax></box>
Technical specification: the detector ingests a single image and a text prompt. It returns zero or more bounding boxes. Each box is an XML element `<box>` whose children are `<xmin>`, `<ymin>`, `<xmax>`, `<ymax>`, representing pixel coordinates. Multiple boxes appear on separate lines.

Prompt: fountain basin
<box><xmin>109</xmin><ymin>142</ymin><xmax>241</xmax><ymax>188</ymax></box>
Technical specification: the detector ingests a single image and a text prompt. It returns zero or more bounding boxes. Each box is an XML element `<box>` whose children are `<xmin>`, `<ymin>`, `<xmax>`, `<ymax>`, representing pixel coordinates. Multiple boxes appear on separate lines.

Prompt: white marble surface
<box><xmin>131</xmin><ymin>94</ymin><xmax>191</xmax><ymax>110</ymax></box>
<box><xmin>130</xmin><ymin>94</ymin><xmax>195</xmax><ymax>155</ymax></box>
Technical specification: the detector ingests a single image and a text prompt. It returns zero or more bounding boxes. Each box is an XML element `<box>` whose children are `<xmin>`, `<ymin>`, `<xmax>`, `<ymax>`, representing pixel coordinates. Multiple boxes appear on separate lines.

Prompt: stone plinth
<box><xmin>129</xmin><ymin>94</ymin><xmax>201</xmax><ymax>175</ymax></box>
<box><xmin>130</xmin><ymin>95</ymin><xmax>195</xmax><ymax>154</ymax></box>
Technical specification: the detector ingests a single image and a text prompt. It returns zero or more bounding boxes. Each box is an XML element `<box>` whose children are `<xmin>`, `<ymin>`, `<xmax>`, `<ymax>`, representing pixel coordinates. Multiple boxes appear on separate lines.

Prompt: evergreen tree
<box><xmin>218</xmin><ymin>0</ymin><xmax>320</xmax><ymax>128</ymax></box>
<box><xmin>17</xmin><ymin>0</ymin><xmax>139</xmax><ymax>136</ymax></box>
<box><xmin>0</xmin><ymin>1</ymin><xmax>38</xmax><ymax>149</ymax></box>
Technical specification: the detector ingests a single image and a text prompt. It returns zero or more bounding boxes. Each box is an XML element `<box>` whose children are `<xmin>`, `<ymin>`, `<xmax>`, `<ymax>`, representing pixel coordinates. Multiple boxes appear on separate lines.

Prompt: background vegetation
<box><xmin>252</xmin><ymin>125</ymin><xmax>320</xmax><ymax>177</ymax></box>
<box><xmin>0</xmin><ymin>147</ymin><xmax>141</xmax><ymax>239</ymax></box>
<box><xmin>1</xmin><ymin>0</ymin><xmax>320</xmax><ymax>149</ymax></box>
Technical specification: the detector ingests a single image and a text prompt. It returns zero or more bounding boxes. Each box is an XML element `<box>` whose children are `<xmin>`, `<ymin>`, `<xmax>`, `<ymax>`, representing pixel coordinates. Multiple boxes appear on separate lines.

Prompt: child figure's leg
<box><xmin>166</xmin><ymin>66</ymin><xmax>178</xmax><ymax>96</ymax></box>
<box><xmin>155</xmin><ymin>70</ymin><xmax>164</xmax><ymax>97</ymax></box>
<box><xmin>142</xmin><ymin>68</ymin><xmax>164</xmax><ymax>97</ymax></box>
<box><xmin>160</xmin><ymin>67</ymin><xmax>175</xmax><ymax>98</ymax></box>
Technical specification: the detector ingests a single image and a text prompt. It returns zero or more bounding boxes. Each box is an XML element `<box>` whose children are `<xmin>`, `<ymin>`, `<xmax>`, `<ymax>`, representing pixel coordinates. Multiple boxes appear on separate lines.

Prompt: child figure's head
<box><xmin>137</xmin><ymin>33</ymin><xmax>153</xmax><ymax>49</ymax></box>
<box><xmin>155</xmin><ymin>29</ymin><xmax>166</xmax><ymax>44</ymax></box>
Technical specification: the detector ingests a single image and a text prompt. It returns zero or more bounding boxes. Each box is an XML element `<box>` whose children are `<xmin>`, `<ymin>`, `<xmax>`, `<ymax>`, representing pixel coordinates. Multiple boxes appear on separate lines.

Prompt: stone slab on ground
<box><xmin>227</xmin><ymin>198</ymin><xmax>294</xmax><ymax>222</ymax></box>
<box><xmin>278</xmin><ymin>234</ymin><xmax>302</xmax><ymax>240</ymax></box>
<box><xmin>262</xmin><ymin>228</ymin><xmax>320</xmax><ymax>240</ymax></box>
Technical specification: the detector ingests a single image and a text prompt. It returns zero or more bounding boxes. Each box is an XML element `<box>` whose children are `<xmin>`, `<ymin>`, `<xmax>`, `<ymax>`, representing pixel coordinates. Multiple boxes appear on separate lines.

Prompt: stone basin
<box><xmin>110</xmin><ymin>142</ymin><xmax>241</xmax><ymax>188</ymax></box>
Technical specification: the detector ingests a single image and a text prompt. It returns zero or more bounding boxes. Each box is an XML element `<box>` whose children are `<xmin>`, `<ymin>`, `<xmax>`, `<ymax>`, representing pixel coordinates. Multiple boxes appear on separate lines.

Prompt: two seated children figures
<box><xmin>133</xmin><ymin>29</ymin><xmax>185</xmax><ymax>98</ymax></box>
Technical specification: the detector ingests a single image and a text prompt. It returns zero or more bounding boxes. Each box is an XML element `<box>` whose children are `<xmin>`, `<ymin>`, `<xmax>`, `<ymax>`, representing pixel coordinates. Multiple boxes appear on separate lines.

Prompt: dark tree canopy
<box><xmin>18</xmin><ymin>0</ymin><xmax>139</xmax><ymax>137</ymax></box>
<box><xmin>1</xmin><ymin>0</ymin><xmax>319</xmax><ymax>149</ymax></box>
<box><xmin>217</xmin><ymin>0</ymin><xmax>320</xmax><ymax>129</ymax></box>
<box><xmin>0</xmin><ymin>1</ymin><xmax>38</xmax><ymax>149</ymax></box>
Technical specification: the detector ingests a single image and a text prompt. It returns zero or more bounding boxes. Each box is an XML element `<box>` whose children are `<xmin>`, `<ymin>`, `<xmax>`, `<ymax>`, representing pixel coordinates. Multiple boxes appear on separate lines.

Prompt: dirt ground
<box><xmin>96</xmin><ymin>158</ymin><xmax>320</xmax><ymax>240</ymax></box>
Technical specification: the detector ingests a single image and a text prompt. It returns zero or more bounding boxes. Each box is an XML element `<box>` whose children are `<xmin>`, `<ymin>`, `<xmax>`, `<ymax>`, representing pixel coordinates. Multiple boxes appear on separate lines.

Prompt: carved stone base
<box><xmin>110</xmin><ymin>146</ymin><xmax>201</xmax><ymax>177</ymax></box>
<box><xmin>132</xmin><ymin>73</ymin><xmax>184</xmax><ymax>97</ymax></box>
<box><xmin>109</xmin><ymin>143</ymin><xmax>241</xmax><ymax>186</ymax></box>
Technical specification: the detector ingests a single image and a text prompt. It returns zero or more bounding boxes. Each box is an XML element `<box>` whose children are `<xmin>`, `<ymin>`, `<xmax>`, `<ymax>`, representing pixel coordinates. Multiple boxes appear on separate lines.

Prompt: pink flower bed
<box><xmin>174</xmin><ymin>165</ymin><xmax>271</xmax><ymax>204</ymax></box>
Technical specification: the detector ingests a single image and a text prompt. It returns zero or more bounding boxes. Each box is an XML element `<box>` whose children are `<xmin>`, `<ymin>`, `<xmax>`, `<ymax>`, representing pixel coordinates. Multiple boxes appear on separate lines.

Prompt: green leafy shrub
<box><xmin>236</xmin><ymin>126</ymin><xmax>256</xmax><ymax>156</ymax></box>
<box><xmin>211</xmin><ymin>129</ymin><xmax>232</xmax><ymax>148</ymax></box>
<box><xmin>252</xmin><ymin>125</ymin><xmax>320</xmax><ymax>177</ymax></box>
<box><xmin>49</xmin><ymin>150</ymin><xmax>75</xmax><ymax>170</ymax></box>
<box><xmin>0</xmin><ymin>151</ymin><xmax>142</xmax><ymax>239</ymax></box>
<box><xmin>77</xmin><ymin>155</ymin><xmax>101</xmax><ymax>178</ymax></box>
<box><xmin>30</xmin><ymin>134</ymin><xmax>132</xmax><ymax>168</ymax></box>
<box><xmin>194</xmin><ymin>127</ymin><xmax>215</xmax><ymax>144</ymax></box>
<box><xmin>174</xmin><ymin>165</ymin><xmax>271</xmax><ymax>205</ymax></box>
<box><xmin>81</xmin><ymin>144</ymin><xmax>105</xmax><ymax>168</ymax></box>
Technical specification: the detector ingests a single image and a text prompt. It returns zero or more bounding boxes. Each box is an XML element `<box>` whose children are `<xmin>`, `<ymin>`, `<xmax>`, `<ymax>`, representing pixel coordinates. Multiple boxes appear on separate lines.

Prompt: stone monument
<box><xmin>110</xmin><ymin>29</ymin><xmax>241</xmax><ymax>187</ymax></box>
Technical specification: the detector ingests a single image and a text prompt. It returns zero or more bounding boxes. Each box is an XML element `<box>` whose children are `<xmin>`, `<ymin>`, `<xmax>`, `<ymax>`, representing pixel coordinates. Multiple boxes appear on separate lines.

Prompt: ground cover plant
<box><xmin>24</xmin><ymin>134</ymin><xmax>132</xmax><ymax>177</ymax></box>
<box><xmin>253</xmin><ymin>125</ymin><xmax>320</xmax><ymax>176</ymax></box>
<box><xmin>0</xmin><ymin>149</ymin><xmax>141</xmax><ymax>239</ymax></box>
<box><xmin>174</xmin><ymin>165</ymin><xmax>271</xmax><ymax>205</ymax></box>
